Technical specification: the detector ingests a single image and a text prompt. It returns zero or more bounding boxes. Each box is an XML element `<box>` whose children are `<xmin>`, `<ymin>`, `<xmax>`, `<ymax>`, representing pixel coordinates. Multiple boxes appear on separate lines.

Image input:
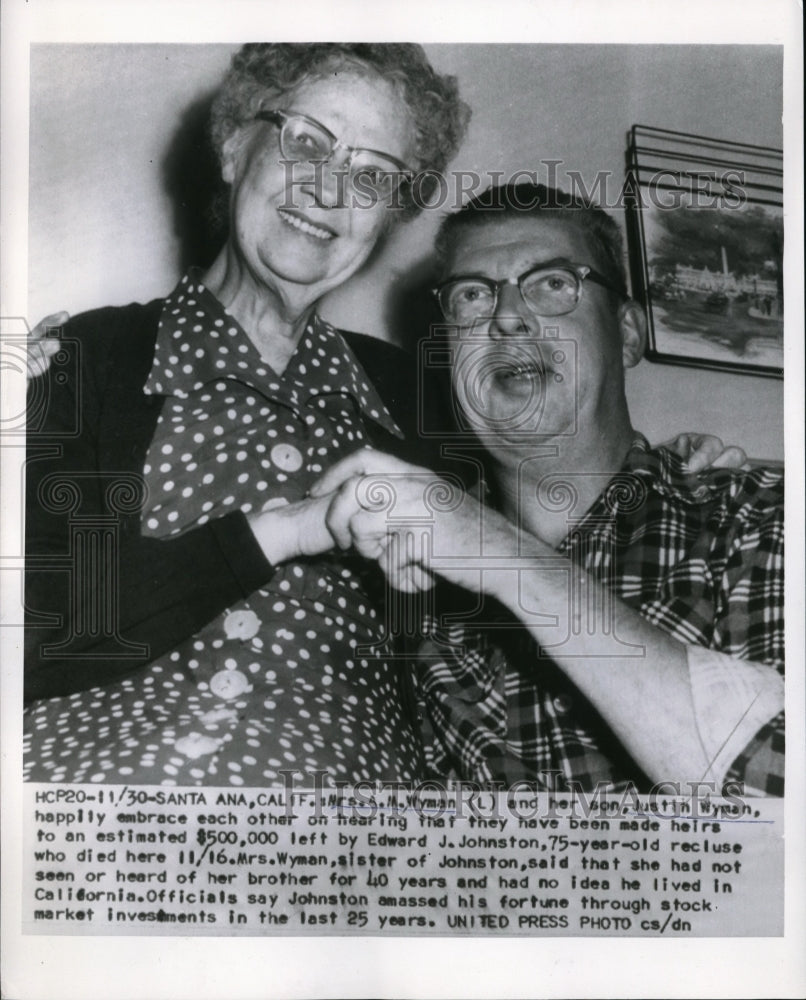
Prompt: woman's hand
<box><xmin>26</xmin><ymin>312</ymin><xmax>69</xmax><ymax>379</ymax></box>
<box><xmin>246</xmin><ymin>493</ymin><xmax>338</xmax><ymax>566</ymax></box>
<box><xmin>311</xmin><ymin>449</ymin><xmax>518</xmax><ymax>594</ymax></box>
<box><xmin>313</xmin><ymin>450</ymin><xmax>441</xmax><ymax>592</ymax></box>
<box><xmin>664</xmin><ymin>432</ymin><xmax>747</xmax><ymax>472</ymax></box>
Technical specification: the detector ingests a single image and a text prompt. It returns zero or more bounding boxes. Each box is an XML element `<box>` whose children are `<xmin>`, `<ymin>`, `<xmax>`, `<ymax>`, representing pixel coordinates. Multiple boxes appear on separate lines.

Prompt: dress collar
<box><xmin>143</xmin><ymin>271</ymin><xmax>403</xmax><ymax>438</ymax></box>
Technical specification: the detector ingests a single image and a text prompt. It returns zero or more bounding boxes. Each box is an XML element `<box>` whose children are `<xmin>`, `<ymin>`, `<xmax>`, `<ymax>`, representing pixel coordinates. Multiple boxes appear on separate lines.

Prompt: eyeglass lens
<box><xmin>444</xmin><ymin>267</ymin><xmax>582</xmax><ymax>322</ymax></box>
<box><xmin>279</xmin><ymin>115</ymin><xmax>405</xmax><ymax>193</ymax></box>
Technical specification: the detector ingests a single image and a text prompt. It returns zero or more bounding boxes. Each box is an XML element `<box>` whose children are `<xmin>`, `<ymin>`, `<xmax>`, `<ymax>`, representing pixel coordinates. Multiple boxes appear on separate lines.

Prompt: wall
<box><xmin>28</xmin><ymin>43</ymin><xmax>784</xmax><ymax>459</ymax></box>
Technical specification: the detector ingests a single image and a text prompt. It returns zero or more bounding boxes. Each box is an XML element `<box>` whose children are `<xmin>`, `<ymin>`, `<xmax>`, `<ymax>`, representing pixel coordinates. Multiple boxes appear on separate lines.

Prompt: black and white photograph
<box><xmin>1</xmin><ymin>1</ymin><xmax>803</xmax><ymax>998</ymax></box>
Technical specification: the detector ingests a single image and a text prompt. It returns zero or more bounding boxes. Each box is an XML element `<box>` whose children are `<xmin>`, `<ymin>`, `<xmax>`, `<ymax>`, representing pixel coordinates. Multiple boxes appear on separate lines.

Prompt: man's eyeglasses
<box><xmin>255</xmin><ymin>109</ymin><xmax>413</xmax><ymax>196</ymax></box>
<box><xmin>434</xmin><ymin>260</ymin><xmax>624</xmax><ymax>325</ymax></box>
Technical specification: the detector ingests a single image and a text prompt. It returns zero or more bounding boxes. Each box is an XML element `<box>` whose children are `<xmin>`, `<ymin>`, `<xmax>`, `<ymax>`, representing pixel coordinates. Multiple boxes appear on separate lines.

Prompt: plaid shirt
<box><xmin>417</xmin><ymin>439</ymin><xmax>784</xmax><ymax>794</ymax></box>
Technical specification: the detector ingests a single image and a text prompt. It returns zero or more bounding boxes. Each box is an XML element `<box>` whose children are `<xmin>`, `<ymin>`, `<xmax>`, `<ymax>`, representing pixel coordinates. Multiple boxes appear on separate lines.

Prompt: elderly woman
<box><xmin>24</xmin><ymin>43</ymin><xmax>469</xmax><ymax>786</ymax></box>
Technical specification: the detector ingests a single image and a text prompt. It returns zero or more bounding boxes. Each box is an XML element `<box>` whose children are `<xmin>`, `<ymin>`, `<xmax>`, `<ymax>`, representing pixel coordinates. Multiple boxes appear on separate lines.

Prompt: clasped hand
<box><xmin>259</xmin><ymin>430</ymin><xmax>749</xmax><ymax>595</ymax></box>
<box><xmin>309</xmin><ymin>449</ymin><xmax>513</xmax><ymax>594</ymax></box>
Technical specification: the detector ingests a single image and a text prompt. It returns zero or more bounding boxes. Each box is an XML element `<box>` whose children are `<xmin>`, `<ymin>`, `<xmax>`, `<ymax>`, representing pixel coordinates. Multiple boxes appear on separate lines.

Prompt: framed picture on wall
<box><xmin>626</xmin><ymin>125</ymin><xmax>783</xmax><ymax>378</ymax></box>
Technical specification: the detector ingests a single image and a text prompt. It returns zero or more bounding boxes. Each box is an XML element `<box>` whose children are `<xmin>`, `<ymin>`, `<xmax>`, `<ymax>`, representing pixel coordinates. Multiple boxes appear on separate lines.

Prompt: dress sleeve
<box><xmin>24</xmin><ymin>310</ymin><xmax>275</xmax><ymax>701</ymax></box>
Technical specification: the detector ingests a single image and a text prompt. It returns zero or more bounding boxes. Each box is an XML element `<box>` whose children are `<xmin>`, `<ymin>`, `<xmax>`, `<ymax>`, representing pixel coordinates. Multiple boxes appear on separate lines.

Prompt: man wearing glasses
<box><xmin>314</xmin><ymin>182</ymin><xmax>785</xmax><ymax>797</ymax></box>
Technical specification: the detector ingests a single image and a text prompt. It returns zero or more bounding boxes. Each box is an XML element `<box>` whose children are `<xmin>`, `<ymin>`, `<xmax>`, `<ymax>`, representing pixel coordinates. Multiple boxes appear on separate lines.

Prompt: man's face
<box><xmin>445</xmin><ymin>216</ymin><xmax>632</xmax><ymax>453</ymax></box>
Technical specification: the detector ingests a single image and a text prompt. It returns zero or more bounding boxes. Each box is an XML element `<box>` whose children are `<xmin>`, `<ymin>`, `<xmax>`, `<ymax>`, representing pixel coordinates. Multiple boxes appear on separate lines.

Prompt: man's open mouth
<box><xmin>496</xmin><ymin>360</ymin><xmax>548</xmax><ymax>382</ymax></box>
<box><xmin>277</xmin><ymin>208</ymin><xmax>336</xmax><ymax>241</ymax></box>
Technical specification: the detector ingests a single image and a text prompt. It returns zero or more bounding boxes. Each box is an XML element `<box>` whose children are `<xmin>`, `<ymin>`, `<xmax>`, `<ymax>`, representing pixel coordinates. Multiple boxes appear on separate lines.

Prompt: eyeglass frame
<box><xmin>254</xmin><ymin>108</ymin><xmax>414</xmax><ymax>188</ymax></box>
<box><xmin>432</xmin><ymin>258</ymin><xmax>625</xmax><ymax>323</ymax></box>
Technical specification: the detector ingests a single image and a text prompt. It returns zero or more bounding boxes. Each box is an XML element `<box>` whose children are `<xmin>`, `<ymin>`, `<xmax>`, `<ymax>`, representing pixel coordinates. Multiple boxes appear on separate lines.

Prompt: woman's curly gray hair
<box><xmin>209</xmin><ymin>43</ymin><xmax>471</xmax><ymax>220</ymax></box>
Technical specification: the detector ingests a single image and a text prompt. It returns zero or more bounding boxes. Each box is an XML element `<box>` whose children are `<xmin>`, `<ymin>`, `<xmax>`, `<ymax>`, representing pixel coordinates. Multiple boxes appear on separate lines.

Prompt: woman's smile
<box><xmin>277</xmin><ymin>208</ymin><xmax>336</xmax><ymax>242</ymax></box>
<box><xmin>216</xmin><ymin>73</ymin><xmax>416</xmax><ymax>317</ymax></box>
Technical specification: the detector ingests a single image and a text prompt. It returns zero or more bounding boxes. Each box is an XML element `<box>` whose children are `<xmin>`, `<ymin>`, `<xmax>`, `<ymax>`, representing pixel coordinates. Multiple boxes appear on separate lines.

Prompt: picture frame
<box><xmin>626</xmin><ymin>124</ymin><xmax>783</xmax><ymax>378</ymax></box>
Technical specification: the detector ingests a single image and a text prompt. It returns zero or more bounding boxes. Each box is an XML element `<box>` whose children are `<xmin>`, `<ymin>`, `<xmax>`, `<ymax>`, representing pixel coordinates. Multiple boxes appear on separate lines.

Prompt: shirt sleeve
<box><xmin>686</xmin><ymin>644</ymin><xmax>784</xmax><ymax>794</ymax></box>
<box><xmin>714</xmin><ymin>471</ymin><xmax>784</xmax><ymax>666</ymax></box>
<box><xmin>698</xmin><ymin>472</ymin><xmax>786</xmax><ymax>795</ymax></box>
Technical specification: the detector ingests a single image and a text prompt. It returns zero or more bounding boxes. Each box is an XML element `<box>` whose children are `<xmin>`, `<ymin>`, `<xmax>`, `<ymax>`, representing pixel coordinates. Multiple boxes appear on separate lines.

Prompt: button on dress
<box><xmin>23</xmin><ymin>273</ymin><xmax>424</xmax><ymax>786</ymax></box>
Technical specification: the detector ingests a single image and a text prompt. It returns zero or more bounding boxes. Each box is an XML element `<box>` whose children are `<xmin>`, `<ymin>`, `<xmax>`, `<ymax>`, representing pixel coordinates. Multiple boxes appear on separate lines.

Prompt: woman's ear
<box><xmin>220</xmin><ymin>129</ymin><xmax>245</xmax><ymax>185</ymax></box>
<box><xmin>618</xmin><ymin>299</ymin><xmax>647</xmax><ymax>369</ymax></box>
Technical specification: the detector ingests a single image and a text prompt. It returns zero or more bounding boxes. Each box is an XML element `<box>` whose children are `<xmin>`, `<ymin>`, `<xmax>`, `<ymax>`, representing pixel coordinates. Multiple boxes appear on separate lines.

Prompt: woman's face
<box><xmin>222</xmin><ymin>73</ymin><xmax>414</xmax><ymax>309</ymax></box>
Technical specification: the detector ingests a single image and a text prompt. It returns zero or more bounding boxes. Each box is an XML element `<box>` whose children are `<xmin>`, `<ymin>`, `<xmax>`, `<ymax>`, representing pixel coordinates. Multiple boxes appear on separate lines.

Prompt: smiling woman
<box><xmin>23</xmin><ymin>43</ymin><xmax>470</xmax><ymax>787</ymax></box>
<box><xmin>210</xmin><ymin>72</ymin><xmax>414</xmax><ymax>365</ymax></box>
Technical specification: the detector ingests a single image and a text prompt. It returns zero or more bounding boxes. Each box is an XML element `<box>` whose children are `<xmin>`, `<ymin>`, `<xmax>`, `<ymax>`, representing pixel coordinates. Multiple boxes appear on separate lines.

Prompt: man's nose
<box><xmin>488</xmin><ymin>282</ymin><xmax>538</xmax><ymax>339</ymax></box>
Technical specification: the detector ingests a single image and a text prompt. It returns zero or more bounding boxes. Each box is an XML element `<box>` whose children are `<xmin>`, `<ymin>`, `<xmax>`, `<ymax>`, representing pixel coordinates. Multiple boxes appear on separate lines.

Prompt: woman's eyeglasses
<box><xmin>255</xmin><ymin>109</ymin><xmax>413</xmax><ymax>196</ymax></box>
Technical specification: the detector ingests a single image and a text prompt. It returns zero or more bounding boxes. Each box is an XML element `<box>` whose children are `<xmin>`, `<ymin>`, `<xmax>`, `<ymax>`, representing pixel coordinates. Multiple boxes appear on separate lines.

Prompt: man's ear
<box><xmin>618</xmin><ymin>299</ymin><xmax>647</xmax><ymax>369</ymax></box>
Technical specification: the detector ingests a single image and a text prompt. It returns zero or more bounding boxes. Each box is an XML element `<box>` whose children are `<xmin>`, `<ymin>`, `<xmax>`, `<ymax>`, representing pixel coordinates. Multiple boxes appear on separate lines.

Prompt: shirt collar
<box><xmin>143</xmin><ymin>271</ymin><xmax>402</xmax><ymax>438</ymax></box>
<box><xmin>554</xmin><ymin>434</ymin><xmax>722</xmax><ymax>553</ymax></box>
<box><xmin>622</xmin><ymin>434</ymin><xmax>720</xmax><ymax>505</ymax></box>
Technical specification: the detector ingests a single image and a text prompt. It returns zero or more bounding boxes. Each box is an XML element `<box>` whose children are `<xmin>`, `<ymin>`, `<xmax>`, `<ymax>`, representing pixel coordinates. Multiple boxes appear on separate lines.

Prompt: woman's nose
<box><xmin>292</xmin><ymin>159</ymin><xmax>348</xmax><ymax>210</ymax></box>
<box><xmin>487</xmin><ymin>282</ymin><xmax>537</xmax><ymax>339</ymax></box>
<box><xmin>312</xmin><ymin>157</ymin><xmax>351</xmax><ymax>209</ymax></box>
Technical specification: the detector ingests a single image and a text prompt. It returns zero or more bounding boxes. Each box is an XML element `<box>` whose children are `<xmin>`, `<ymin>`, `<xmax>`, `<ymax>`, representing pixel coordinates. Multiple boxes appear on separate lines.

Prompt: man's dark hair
<box><xmin>434</xmin><ymin>182</ymin><xmax>628</xmax><ymax>298</ymax></box>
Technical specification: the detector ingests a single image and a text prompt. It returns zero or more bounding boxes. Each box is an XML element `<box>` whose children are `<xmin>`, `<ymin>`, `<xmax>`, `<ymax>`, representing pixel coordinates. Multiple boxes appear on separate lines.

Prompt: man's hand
<box><xmin>313</xmin><ymin>450</ymin><xmax>443</xmax><ymax>592</ymax></box>
<box><xmin>665</xmin><ymin>432</ymin><xmax>747</xmax><ymax>472</ymax></box>
<box><xmin>311</xmin><ymin>449</ymin><xmax>518</xmax><ymax>594</ymax></box>
<box><xmin>26</xmin><ymin>312</ymin><xmax>69</xmax><ymax>379</ymax></box>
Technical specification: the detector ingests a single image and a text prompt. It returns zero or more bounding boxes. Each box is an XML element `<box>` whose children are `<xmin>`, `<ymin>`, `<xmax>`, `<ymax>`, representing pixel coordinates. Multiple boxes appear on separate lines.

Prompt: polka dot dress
<box><xmin>23</xmin><ymin>272</ymin><xmax>424</xmax><ymax>787</ymax></box>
